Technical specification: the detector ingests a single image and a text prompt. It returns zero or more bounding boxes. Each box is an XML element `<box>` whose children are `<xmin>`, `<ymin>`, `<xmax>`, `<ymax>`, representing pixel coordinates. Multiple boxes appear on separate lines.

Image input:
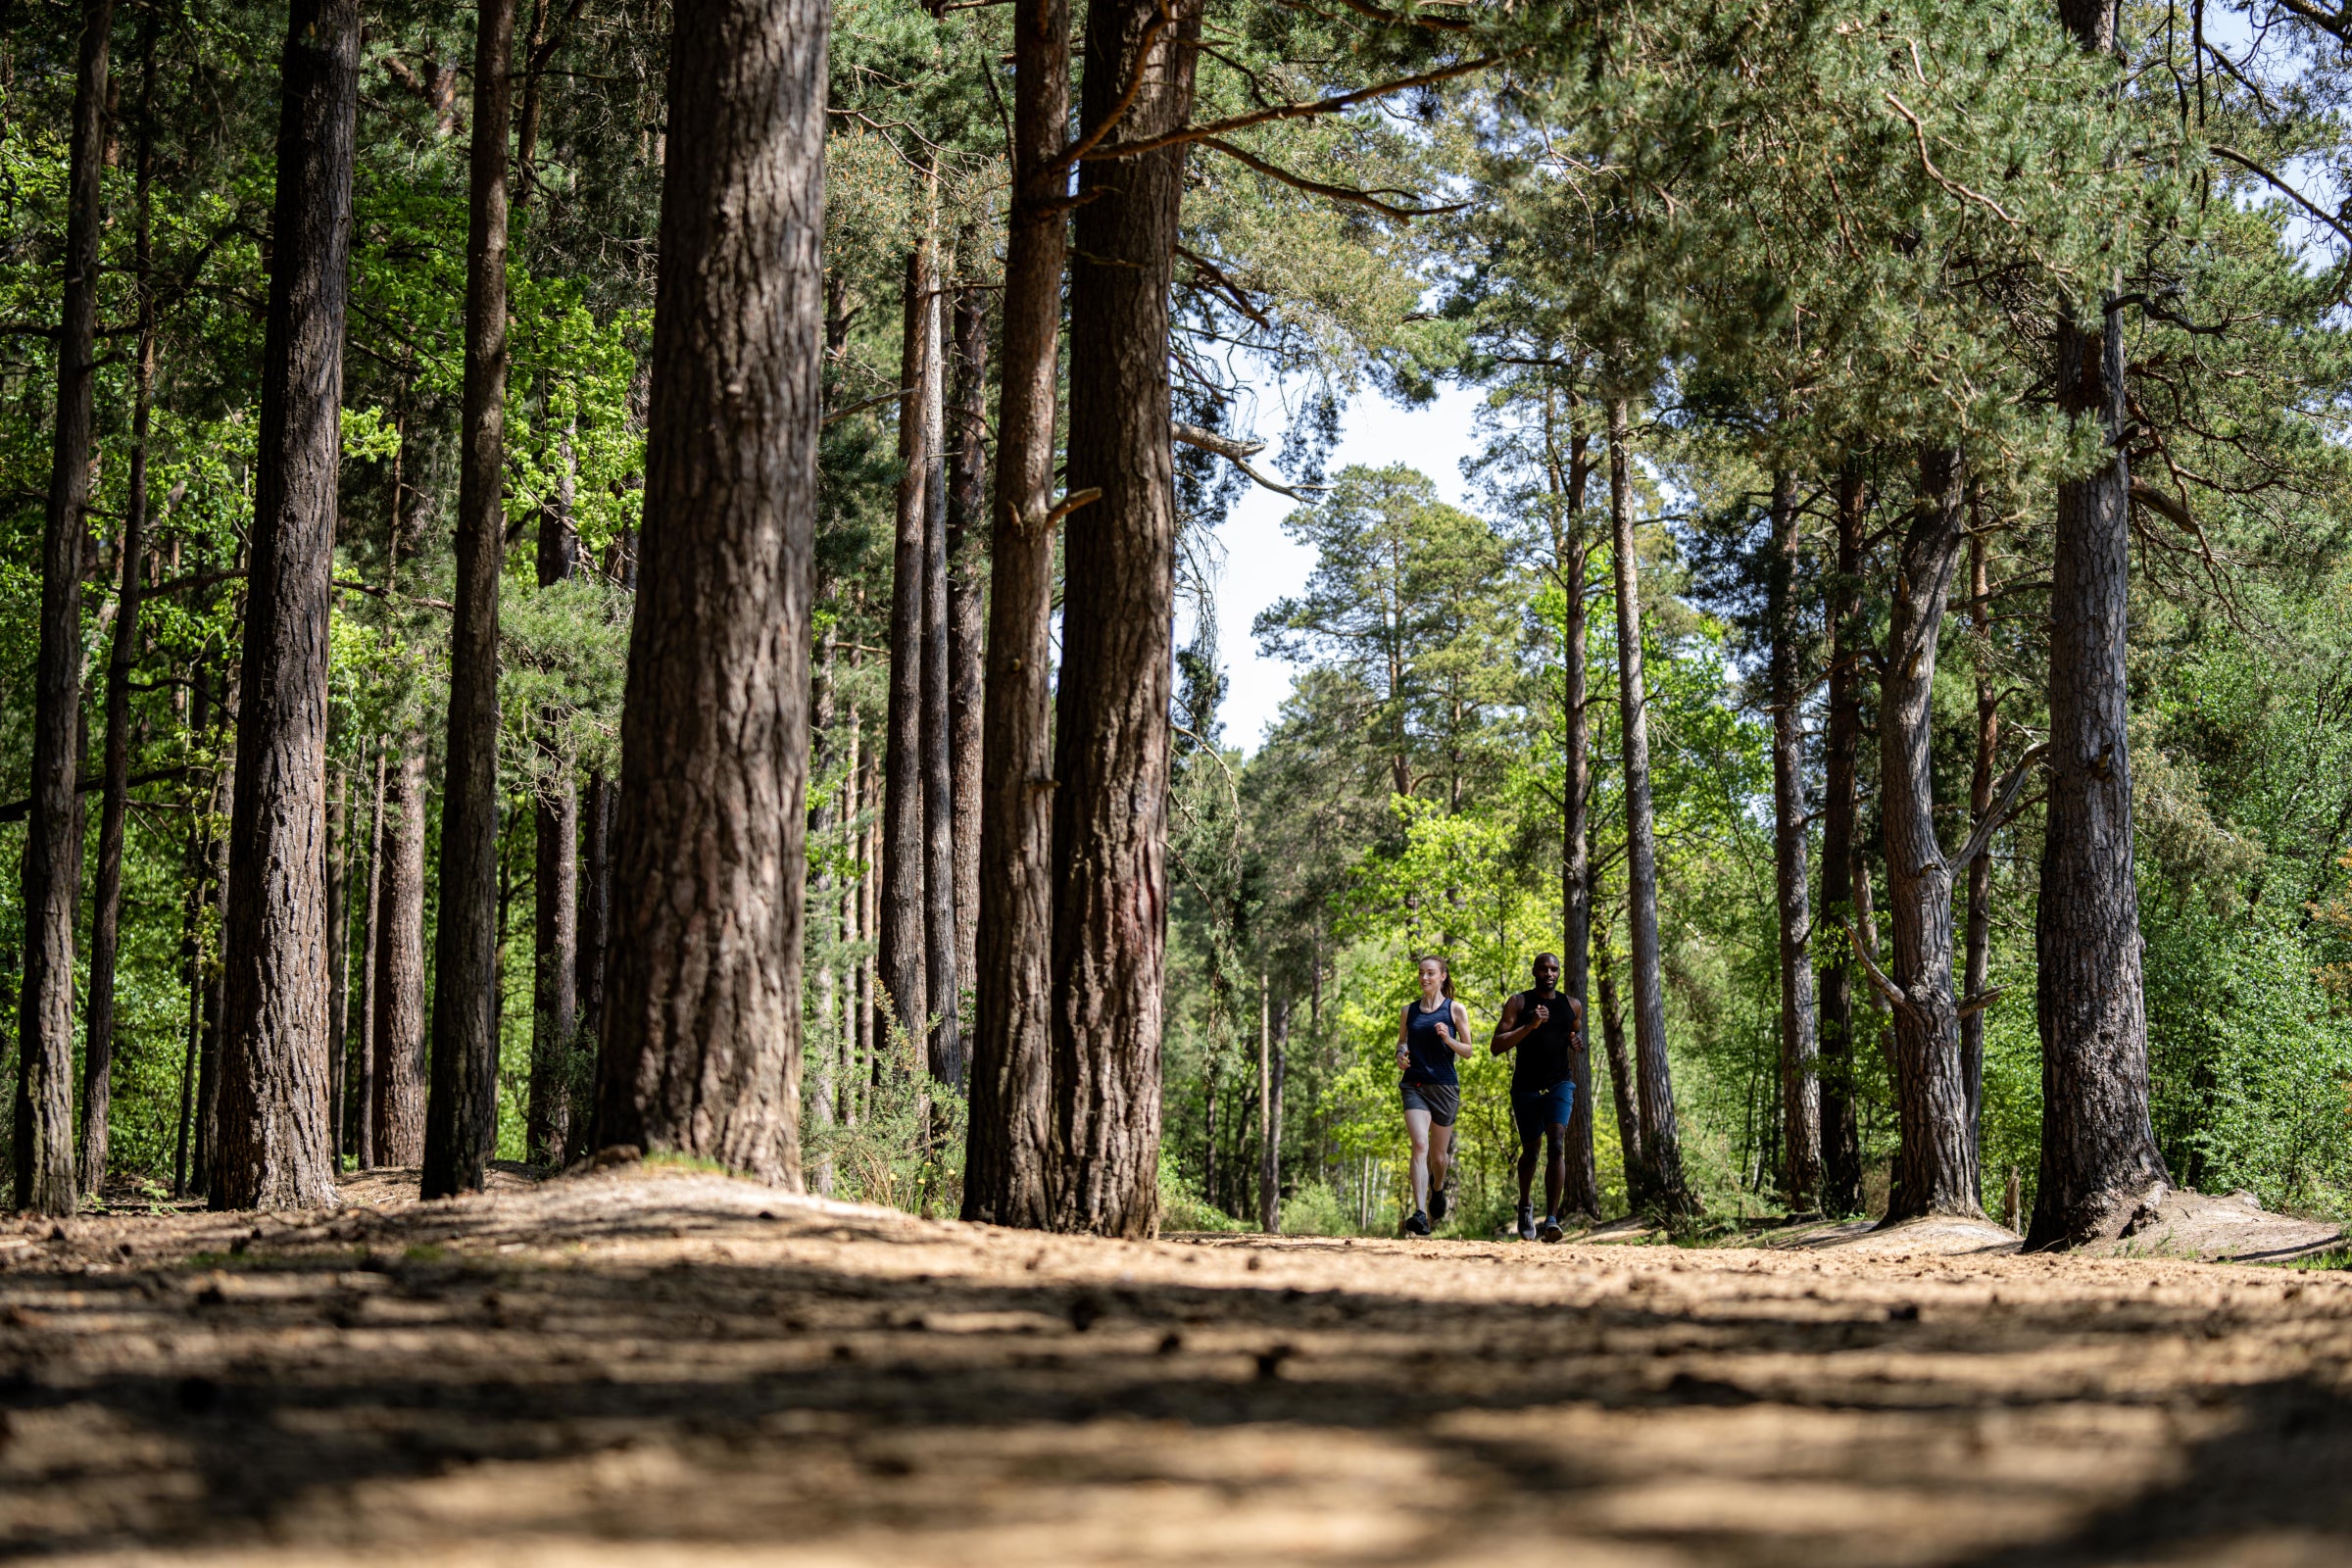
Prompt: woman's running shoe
<box><xmin>1404</xmin><ymin>1210</ymin><xmax>1431</xmax><ymax>1236</ymax></box>
<box><xmin>1517</xmin><ymin>1203</ymin><xmax>1537</xmax><ymax>1241</ymax></box>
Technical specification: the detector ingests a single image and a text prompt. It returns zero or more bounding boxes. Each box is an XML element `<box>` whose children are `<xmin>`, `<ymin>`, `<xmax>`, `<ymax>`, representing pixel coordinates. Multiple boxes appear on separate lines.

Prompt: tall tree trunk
<box><xmin>1606</xmin><ymin>397</ymin><xmax>1690</xmax><ymax>1214</ymax></box>
<box><xmin>214</xmin><ymin>0</ymin><xmax>358</xmax><ymax>1210</ymax></box>
<box><xmin>572</xmin><ymin>771</ymin><xmax>613</xmax><ymax>1157</ymax></box>
<box><xmin>2034</xmin><ymin>0</ymin><xmax>2167</xmax><ymax>1248</ymax></box>
<box><xmin>1878</xmin><ymin>450</ymin><xmax>1981</xmax><ymax>1222</ymax></box>
<box><xmin>1048</xmin><ymin>0</ymin><xmax>1200</xmax><ymax>1237</ymax></box>
<box><xmin>1591</xmin><ymin>879</ymin><xmax>1644</xmax><ymax>1208</ymax></box>
<box><xmin>1816</xmin><ymin>462</ymin><xmax>1867</xmax><ymax>1216</ymax></box>
<box><xmin>1256</xmin><ymin>974</ymin><xmax>1275</xmax><ymax>1232</ymax></box>
<box><xmin>80</xmin><ymin>19</ymin><xmax>157</xmax><ymax>1198</ymax></box>
<box><xmin>920</xmin><ymin>256</ymin><xmax>962</xmax><ymax>1088</ymax></box>
<box><xmin>809</xmin><ymin>643</ymin><xmax>839</xmax><ymax>1193</ymax></box>
<box><xmin>1963</xmin><ymin>504</ymin><xmax>1997</xmax><ymax>1169</ymax></box>
<box><xmin>963</xmin><ymin>0</ymin><xmax>1068</xmax><ymax>1226</ymax></box>
<box><xmin>1767</xmin><ymin>469</ymin><xmax>1822</xmax><ymax>1209</ymax></box>
<box><xmin>881</xmin><ymin>245</ymin><xmax>935</xmax><ymax>1062</ymax></box>
<box><xmin>1550</xmin><ymin>392</ymin><xmax>1600</xmax><ymax>1219</ymax></box>
<box><xmin>373</xmin><ymin>745</ymin><xmax>429</xmax><ymax>1165</ymax></box>
<box><xmin>356</xmin><ymin>744</ymin><xmax>385</xmax><ymax>1166</ymax></box>
<box><xmin>591</xmin><ymin>0</ymin><xmax>823</xmax><ymax>1181</ymax></box>
<box><xmin>529</xmin><ymin>435</ymin><xmax>580</xmax><ymax>1165</ymax></box>
<box><xmin>947</xmin><ymin>281</ymin><xmax>987</xmax><ymax>989</ymax></box>
<box><xmin>423</xmin><ymin>0</ymin><xmax>516</xmax><ymax>1199</ymax></box>
<box><xmin>17</xmin><ymin>0</ymin><xmax>113</xmax><ymax>1217</ymax></box>
<box><xmin>193</xmin><ymin>663</ymin><xmax>236</xmax><ymax>1194</ymax></box>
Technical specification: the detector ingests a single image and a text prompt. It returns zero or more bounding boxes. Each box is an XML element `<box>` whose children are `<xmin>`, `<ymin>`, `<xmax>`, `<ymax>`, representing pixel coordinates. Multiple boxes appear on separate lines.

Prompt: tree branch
<box><xmin>1173</xmin><ymin>421</ymin><xmax>1330</xmax><ymax>498</ymax></box>
<box><xmin>1841</xmin><ymin>919</ymin><xmax>1916</xmax><ymax>1022</ymax></box>
<box><xmin>1949</xmin><ymin>742</ymin><xmax>2049</xmax><ymax>870</ymax></box>
<box><xmin>2209</xmin><ymin>143</ymin><xmax>2352</xmax><ymax>249</ymax></box>
<box><xmin>1085</xmin><ymin>51</ymin><xmax>1516</xmax><ymax>162</ymax></box>
<box><xmin>1200</xmin><ymin>136</ymin><xmax>1464</xmax><ymax>219</ymax></box>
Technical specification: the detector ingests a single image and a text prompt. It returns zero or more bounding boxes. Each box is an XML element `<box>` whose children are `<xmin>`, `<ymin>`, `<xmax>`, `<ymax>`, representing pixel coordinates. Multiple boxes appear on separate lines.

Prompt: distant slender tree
<box><xmin>947</xmin><ymin>282</ymin><xmax>988</xmax><ymax>985</ymax></box>
<box><xmin>1605</xmin><ymin>397</ymin><xmax>1691</xmax><ymax>1214</ymax></box>
<box><xmin>880</xmin><ymin>245</ymin><xmax>936</xmax><ymax>1067</ymax></box>
<box><xmin>1766</xmin><ymin>468</ymin><xmax>1822</xmax><ymax>1209</ymax></box>
<box><xmin>921</xmin><ymin>253</ymin><xmax>961</xmax><ymax>1088</ymax></box>
<box><xmin>1815</xmin><ymin>462</ymin><xmax>1868</xmax><ymax>1214</ymax></box>
<box><xmin>81</xmin><ymin>14</ymin><xmax>158</xmax><ymax>1197</ymax></box>
<box><xmin>1047</xmin><ymin>0</ymin><xmax>1202</xmax><ymax>1236</ymax></box>
<box><xmin>529</xmin><ymin>437</ymin><xmax>580</xmax><ymax>1165</ymax></box>
<box><xmin>372</xmin><ymin>745</ymin><xmax>428</xmax><ymax>1165</ymax></box>
<box><xmin>592</xmin><ymin>0</ymin><xmax>825</xmax><ymax>1179</ymax></box>
<box><xmin>213</xmin><ymin>0</ymin><xmax>359</xmax><ymax>1210</ymax></box>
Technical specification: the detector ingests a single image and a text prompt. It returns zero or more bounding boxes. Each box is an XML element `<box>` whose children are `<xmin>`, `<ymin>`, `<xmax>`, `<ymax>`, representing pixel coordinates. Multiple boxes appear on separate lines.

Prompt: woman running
<box><xmin>1396</xmin><ymin>955</ymin><xmax>1474</xmax><ymax>1236</ymax></box>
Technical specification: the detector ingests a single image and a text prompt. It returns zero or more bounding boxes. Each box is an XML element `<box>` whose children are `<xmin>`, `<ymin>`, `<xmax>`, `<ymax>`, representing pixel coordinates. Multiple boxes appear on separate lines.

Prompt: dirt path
<box><xmin>2</xmin><ymin>1165</ymin><xmax>2348</xmax><ymax>1566</ymax></box>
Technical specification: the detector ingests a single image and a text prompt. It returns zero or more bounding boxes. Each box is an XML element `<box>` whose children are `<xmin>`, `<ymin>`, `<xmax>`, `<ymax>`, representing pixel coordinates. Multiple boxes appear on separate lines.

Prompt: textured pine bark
<box><xmin>528</xmin><ymin>477</ymin><xmax>580</xmax><ymax>1166</ymax></box>
<box><xmin>919</xmin><ymin>263</ymin><xmax>962</xmax><ymax>1088</ymax></box>
<box><xmin>591</xmin><ymin>0</ymin><xmax>823</xmax><ymax>1183</ymax></box>
<box><xmin>1606</xmin><ymin>398</ymin><xmax>1691</xmax><ymax>1214</ymax></box>
<box><xmin>1767</xmin><ymin>470</ymin><xmax>1822</xmax><ymax>1209</ymax></box>
<box><xmin>324</xmin><ymin>767</ymin><xmax>349</xmax><ymax>1159</ymax></box>
<box><xmin>1815</xmin><ymin>464</ymin><xmax>1867</xmax><ymax>1216</ymax></box>
<box><xmin>1878</xmin><ymin>450</ymin><xmax>1981</xmax><ymax>1221</ymax></box>
<box><xmin>1047</xmin><ymin>0</ymin><xmax>1200</xmax><ymax>1237</ymax></box>
<box><xmin>213</xmin><ymin>0</ymin><xmax>356</xmax><ymax>1210</ymax></box>
<box><xmin>947</xmin><ymin>284</ymin><xmax>988</xmax><ymax>988</ymax></box>
<box><xmin>962</xmin><ymin>0</ymin><xmax>1068</xmax><ymax>1228</ymax></box>
<box><xmin>422</xmin><ymin>0</ymin><xmax>516</xmax><ymax>1200</ymax></box>
<box><xmin>1963</xmin><ymin>514</ymin><xmax>1997</xmax><ymax>1163</ymax></box>
<box><xmin>372</xmin><ymin>746</ymin><xmax>428</xmax><ymax>1166</ymax></box>
<box><xmin>81</xmin><ymin>25</ymin><xmax>158</xmax><ymax>1197</ymax></box>
<box><xmin>880</xmin><ymin>246</ymin><xmax>935</xmax><ymax>1061</ymax></box>
<box><xmin>2032</xmin><ymin>0</ymin><xmax>2169</xmax><ymax>1248</ymax></box>
<box><xmin>16</xmin><ymin>0</ymin><xmax>113</xmax><ymax>1217</ymax></box>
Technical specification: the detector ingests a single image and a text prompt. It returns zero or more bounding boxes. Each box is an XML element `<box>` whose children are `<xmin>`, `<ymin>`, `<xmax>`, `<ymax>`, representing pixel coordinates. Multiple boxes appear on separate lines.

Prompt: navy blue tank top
<box><xmin>1402</xmin><ymin>998</ymin><xmax>1459</xmax><ymax>1086</ymax></box>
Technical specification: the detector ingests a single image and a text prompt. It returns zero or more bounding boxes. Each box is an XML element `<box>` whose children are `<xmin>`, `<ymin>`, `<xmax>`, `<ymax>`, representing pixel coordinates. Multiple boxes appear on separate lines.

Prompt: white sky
<box><xmin>1199</xmin><ymin>380</ymin><xmax>1490</xmax><ymax>753</ymax></box>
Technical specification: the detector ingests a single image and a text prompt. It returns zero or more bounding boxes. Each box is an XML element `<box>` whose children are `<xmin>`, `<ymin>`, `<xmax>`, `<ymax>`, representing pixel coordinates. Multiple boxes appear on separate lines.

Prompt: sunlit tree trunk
<box><xmin>1963</xmin><ymin>504</ymin><xmax>1997</xmax><ymax>1168</ymax></box>
<box><xmin>372</xmin><ymin>744</ymin><xmax>429</xmax><ymax>1166</ymax></box>
<box><xmin>881</xmin><ymin>245</ymin><xmax>935</xmax><ymax>1065</ymax></box>
<box><xmin>591</xmin><ymin>0</ymin><xmax>824</xmax><ymax>1181</ymax></box>
<box><xmin>1047</xmin><ymin>0</ymin><xmax>1202</xmax><ymax>1236</ymax></box>
<box><xmin>947</xmin><ymin>281</ymin><xmax>988</xmax><ymax>987</ymax></box>
<box><xmin>214</xmin><ymin>0</ymin><xmax>358</xmax><ymax>1210</ymax></box>
<box><xmin>963</xmin><ymin>0</ymin><xmax>1069</xmax><ymax>1226</ymax></box>
<box><xmin>920</xmin><ymin>257</ymin><xmax>961</xmax><ymax>1088</ymax></box>
<box><xmin>528</xmin><ymin>435</ymin><xmax>580</xmax><ymax>1166</ymax></box>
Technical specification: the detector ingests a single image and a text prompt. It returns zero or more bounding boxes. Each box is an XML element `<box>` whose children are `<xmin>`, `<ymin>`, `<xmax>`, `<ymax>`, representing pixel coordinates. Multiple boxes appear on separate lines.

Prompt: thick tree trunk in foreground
<box><xmin>1767</xmin><ymin>470</ymin><xmax>1822</xmax><ymax>1210</ymax></box>
<box><xmin>82</xmin><ymin>24</ymin><xmax>158</xmax><ymax>1197</ymax></box>
<box><xmin>962</xmin><ymin>0</ymin><xmax>1068</xmax><ymax>1227</ymax></box>
<box><xmin>920</xmin><ymin>269</ymin><xmax>962</xmax><ymax>1088</ymax></box>
<box><xmin>592</xmin><ymin>0</ymin><xmax>824</xmax><ymax>1182</ymax></box>
<box><xmin>214</xmin><ymin>0</ymin><xmax>358</xmax><ymax>1209</ymax></box>
<box><xmin>1816</xmin><ymin>464</ymin><xmax>1867</xmax><ymax>1215</ymax></box>
<box><xmin>423</xmin><ymin>0</ymin><xmax>516</xmax><ymax>1199</ymax></box>
<box><xmin>1048</xmin><ymin>0</ymin><xmax>1200</xmax><ymax>1237</ymax></box>
<box><xmin>1879</xmin><ymin>450</ymin><xmax>1982</xmax><ymax>1221</ymax></box>
<box><xmin>1963</xmin><ymin>511</ymin><xmax>1997</xmax><ymax>1165</ymax></box>
<box><xmin>947</xmin><ymin>283</ymin><xmax>988</xmax><ymax>988</ymax></box>
<box><xmin>880</xmin><ymin>245</ymin><xmax>935</xmax><ymax>1062</ymax></box>
<box><xmin>528</xmin><ymin>442</ymin><xmax>580</xmax><ymax>1165</ymax></box>
<box><xmin>2032</xmin><ymin>0</ymin><xmax>2168</xmax><ymax>1249</ymax></box>
<box><xmin>17</xmin><ymin>0</ymin><xmax>113</xmax><ymax>1217</ymax></box>
<box><xmin>372</xmin><ymin>745</ymin><xmax>428</xmax><ymax>1165</ymax></box>
<box><xmin>1606</xmin><ymin>397</ymin><xmax>1690</xmax><ymax>1214</ymax></box>
<box><xmin>2032</xmin><ymin>0</ymin><xmax>2167</xmax><ymax>1243</ymax></box>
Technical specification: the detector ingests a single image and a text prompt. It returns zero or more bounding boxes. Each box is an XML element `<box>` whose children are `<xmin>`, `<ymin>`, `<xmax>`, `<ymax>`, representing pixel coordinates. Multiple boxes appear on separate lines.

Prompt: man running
<box><xmin>1492</xmin><ymin>953</ymin><xmax>1582</xmax><ymax>1242</ymax></box>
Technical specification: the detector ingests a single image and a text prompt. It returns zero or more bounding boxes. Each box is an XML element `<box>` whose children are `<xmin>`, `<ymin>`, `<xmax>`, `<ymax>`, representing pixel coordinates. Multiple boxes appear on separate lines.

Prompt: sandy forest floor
<box><xmin>1</xmin><ymin>1166</ymin><xmax>2348</xmax><ymax>1567</ymax></box>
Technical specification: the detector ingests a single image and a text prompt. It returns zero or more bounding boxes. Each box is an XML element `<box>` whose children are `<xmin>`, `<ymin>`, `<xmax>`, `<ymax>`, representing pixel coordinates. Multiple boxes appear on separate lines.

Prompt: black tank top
<box><xmin>1509</xmin><ymin>989</ymin><xmax>1575</xmax><ymax>1091</ymax></box>
<box><xmin>1402</xmin><ymin>999</ymin><xmax>1459</xmax><ymax>1085</ymax></box>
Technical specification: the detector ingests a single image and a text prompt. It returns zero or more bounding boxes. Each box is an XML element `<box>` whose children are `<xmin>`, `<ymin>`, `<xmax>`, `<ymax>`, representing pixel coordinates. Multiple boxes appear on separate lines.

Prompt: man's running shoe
<box><xmin>1517</xmin><ymin>1203</ymin><xmax>1537</xmax><ymax>1242</ymax></box>
<box><xmin>1431</xmin><ymin>1187</ymin><xmax>1448</xmax><ymax>1224</ymax></box>
<box><xmin>1539</xmin><ymin>1214</ymin><xmax>1565</xmax><ymax>1244</ymax></box>
<box><xmin>1404</xmin><ymin>1209</ymin><xmax>1432</xmax><ymax>1237</ymax></box>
